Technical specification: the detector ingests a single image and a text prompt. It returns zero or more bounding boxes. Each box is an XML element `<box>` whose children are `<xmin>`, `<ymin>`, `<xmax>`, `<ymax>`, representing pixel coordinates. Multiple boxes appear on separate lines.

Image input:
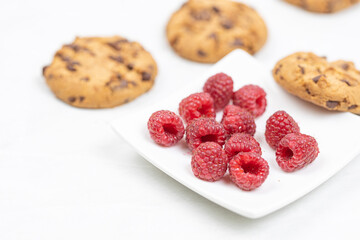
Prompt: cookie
<box><xmin>284</xmin><ymin>0</ymin><xmax>359</xmax><ymax>13</ymax></box>
<box><xmin>43</xmin><ymin>36</ymin><xmax>157</xmax><ymax>108</ymax></box>
<box><xmin>273</xmin><ymin>52</ymin><xmax>360</xmax><ymax>114</ymax></box>
<box><xmin>166</xmin><ymin>0</ymin><xmax>267</xmax><ymax>63</ymax></box>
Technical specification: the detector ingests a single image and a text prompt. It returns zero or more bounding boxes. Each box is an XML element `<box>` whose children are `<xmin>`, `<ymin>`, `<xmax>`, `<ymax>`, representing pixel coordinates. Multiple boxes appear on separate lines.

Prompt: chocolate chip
<box><xmin>171</xmin><ymin>36</ymin><xmax>179</xmax><ymax>46</ymax></box>
<box><xmin>107</xmin><ymin>42</ymin><xmax>121</xmax><ymax>51</ymax></box>
<box><xmin>220</xmin><ymin>19</ymin><xmax>233</xmax><ymax>29</ymax></box>
<box><xmin>348</xmin><ymin>105</ymin><xmax>358</xmax><ymax>110</ymax></box>
<box><xmin>300</xmin><ymin>0</ymin><xmax>308</xmax><ymax>9</ymax></box>
<box><xmin>142</xmin><ymin>72</ymin><xmax>151</xmax><ymax>81</ymax></box>
<box><xmin>326</xmin><ymin>101</ymin><xmax>340</xmax><ymax>109</ymax></box>
<box><xmin>64</xmin><ymin>44</ymin><xmax>94</xmax><ymax>56</ymax></box>
<box><xmin>312</xmin><ymin>74</ymin><xmax>324</xmax><ymax>83</ymax></box>
<box><xmin>109</xmin><ymin>55</ymin><xmax>124</xmax><ymax>63</ymax></box>
<box><xmin>191</xmin><ymin>10</ymin><xmax>211</xmax><ymax>21</ymax></box>
<box><xmin>57</xmin><ymin>53</ymin><xmax>80</xmax><ymax>71</ymax></box>
<box><xmin>208</xmin><ymin>33</ymin><xmax>218</xmax><ymax>40</ymax></box>
<box><xmin>64</xmin><ymin>44</ymin><xmax>81</xmax><ymax>52</ymax></box>
<box><xmin>119</xmin><ymin>80</ymin><xmax>128</xmax><ymax>88</ymax></box>
<box><xmin>327</xmin><ymin>1</ymin><xmax>335</xmax><ymax>12</ymax></box>
<box><xmin>127</xmin><ymin>63</ymin><xmax>134</xmax><ymax>70</ymax></box>
<box><xmin>274</xmin><ymin>64</ymin><xmax>282</xmax><ymax>75</ymax></box>
<box><xmin>68</xmin><ymin>96</ymin><xmax>76</xmax><ymax>103</ymax></box>
<box><xmin>56</xmin><ymin>53</ymin><xmax>70</xmax><ymax>62</ymax></box>
<box><xmin>107</xmin><ymin>39</ymin><xmax>128</xmax><ymax>51</ymax></box>
<box><xmin>340</xmin><ymin>79</ymin><xmax>352</xmax><ymax>86</ymax></box>
<box><xmin>341</xmin><ymin>63</ymin><xmax>350</xmax><ymax>71</ymax></box>
<box><xmin>66</xmin><ymin>64</ymin><xmax>77</xmax><ymax>71</ymax></box>
<box><xmin>298</xmin><ymin>65</ymin><xmax>305</xmax><ymax>74</ymax></box>
<box><xmin>80</xmin><ymin>77</ymin><xmax>89</xmax><ymax>82</ymax></box>
<box><xmin>197</xmin><ymin>50</ymin><xmax>207</xmax><ymax>57</ymax></box>
<box><xmin>116</xmin><ymin>73</ymin><xmax>122</xmax><ymax>80</ymax></box>
<box><xmin>42</xmin><ymin>66</ymin><xmax>48</xmax><ymax>75</ymax></box>
<box><xmin>79</xmin><ymin>96</ymin><xmax>85</xmax><ymax>102</ymax></box>
<box><xmin>305</xmin><ymin>88</ymin><xmax>311</xmax><ymax>95</ymax></box>
<box><xmin>212</xmin><ymin>6</ymin><xmax>220</xmax><ymax>13</ymax></box>
<box><xmin>232</xmin><ymin>38</ymin><xmax>244</xmax><ymax>47</ymax></box>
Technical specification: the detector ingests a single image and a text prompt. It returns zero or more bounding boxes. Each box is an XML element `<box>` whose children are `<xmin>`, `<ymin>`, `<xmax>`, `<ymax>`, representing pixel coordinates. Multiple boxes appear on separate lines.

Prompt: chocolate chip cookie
<box><xmin>273</xmin><ymin>52</ymin><xmax>360</xmax><ymax>114</ymax></box>
<box><xmin>284</xmin><ymin>0</ymin><xmax>359</xmax><ymax>13</ymax></box>
<box><xmin>43</xmin><ymin>36</ymin><xmax>157</xmax><ymax>108</ymax></box>
<box><xmin>166</xmin><ymin>0</ymin><xmax>267</xmax><ymax>63</ymax></box>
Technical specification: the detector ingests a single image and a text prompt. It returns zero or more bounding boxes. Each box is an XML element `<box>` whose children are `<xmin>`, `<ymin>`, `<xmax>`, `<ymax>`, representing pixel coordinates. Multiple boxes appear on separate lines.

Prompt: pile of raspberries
<box><xmin>147</xmin><ymin>73</ymin><xmax>319</xmax><ymax>191</ymax></box>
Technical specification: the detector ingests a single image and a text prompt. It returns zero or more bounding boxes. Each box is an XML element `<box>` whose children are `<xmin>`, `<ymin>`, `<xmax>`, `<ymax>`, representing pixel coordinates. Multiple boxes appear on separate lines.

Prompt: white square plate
<box><xmin>111</xmin><ymin>50</ymin><xmax>360</xmax><ymax>218</ymax></box>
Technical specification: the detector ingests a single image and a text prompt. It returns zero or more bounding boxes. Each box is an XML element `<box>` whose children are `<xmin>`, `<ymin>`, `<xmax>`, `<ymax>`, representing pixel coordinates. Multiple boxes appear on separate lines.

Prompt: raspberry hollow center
<box><xmin>198</xmin><ymin>106</ymin><xmax>209</xmax><ymax>116</ymax></box>
<box><xmin>163</xmin><ymin>124</ymin><xmax>178</xmax><ymax>136</ymax></box>
<box><xmin>281</xmin><ymin>147</ymin><xmax>293</xmax><ymax>161</ymax></box>
<box><xmin>241</xmin><ymin>161</ymin><xmax>260</xmax><ymax>175</ymax></box>
<box><xmin>201</xmin><ymin>134</ymin><xmax>218</xmax><ymax>143</ymax></box>
<box><xmin>256</xmin><ymin>96</ymin><xmax>264</xmax><ymax>108</ymax></box>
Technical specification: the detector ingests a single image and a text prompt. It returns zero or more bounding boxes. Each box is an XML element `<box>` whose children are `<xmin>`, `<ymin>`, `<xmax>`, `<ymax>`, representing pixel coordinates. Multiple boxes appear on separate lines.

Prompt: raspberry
<box><xmin>179</xmin><ymin>92</ymin><xmax>216</xmax><ymax>124</ymax></box>
<box><xmin>229</xmin><ymin>152</ymin><xmax>269</xmax><ymax>191</ymax></box>
<box><xmin>221</xmin><ymin>108</ymin><xmax>256</xmax><ymax>137</ymax></box>
<box><xmin>276</xmin><ymin>133</ymin><xmax>319</xmax><ymax>172</ymax></box>
<box><xmin>186</xmin><ymin>118</ymin><xmax>226</xmax><ymax>151</ymax></box>
<box><xmin>233</xmin><ymin>84</ymin><xmax>267</xmax><ymax>117</ymax></box>
<box><xmin>191</xmin><ymin>142</ymin><xmax>228</xmax><ymax>182</ymax></box>
<box><xmin>265</xmin><ymin>110</ymin><xmax>300</xmax><ymax>149</ymax></box>
<box><xmin>222</xmin><ymin>105</ymin><xmax>244</xmax><ymax>117</ymax></box>
<box><xmin>147</xmin><ymin>110</ymin><xmax>185</xmax><ymax>147</ymax></box>
<box><xmin>203</xmin><ymin>72</ymin><xmax>234</xmax><ymax>111</ymax></box>
<box><xmin>224</xmin><ymin>133</ymin><xmax>262</xmax><ymax>160</ymax></box>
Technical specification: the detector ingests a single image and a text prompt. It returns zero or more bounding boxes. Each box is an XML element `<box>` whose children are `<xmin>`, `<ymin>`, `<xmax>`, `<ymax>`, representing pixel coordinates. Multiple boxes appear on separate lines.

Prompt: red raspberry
<box><xmin>222</xmin><ymin>105</ymin><xmax>244</xmax><ymax>117</ymax></box>
<box><xmin>203</xmin><ymin>72</ymin><xmax>234</xmax><ymax>111</ymax></box>
<box><xmin>147</xmin><ymin>110</ymin><xmax>185</xmax><ymax>147</ymax></box>
<box><xmin>221</xmin><ymin>108</ymin><xmax>256</xmax><ymax>137</ymax></box>
<box><xmin>191</xmin><ymin>142</ymin><xmax>228</xmax><ymax>182</ymax></box>
<box><xmin>276</xmin><ymin>133</ymin><xmax>319</xmax><ymax>172</ymax></box>
<box><xmin>265</xmin><ymin>110</ymin><xmax>300</xmax><ymax>149</ymax></box>
<box><xmin>186</xmin><ymin>118</ymin><xmax>226</xmax><ymax>151</ymax></box>
<box><xmin>179</xmin><ymin>92</ymin><xmax>215</xmax><ymax>124</ymax></box>
<box><xmin>224</xmin><ymin>133</ymin><xmax>262</xmax><ymax>160</ymax></box>
<box><xmin>229</xmin><ymin>152</ymin><xmax>269</xmax><ymax>191</ymax></box>
<box><xmin>233</xmin><ymin>84</ymin><xmax>267</xmax><ymax>117</ymax></box>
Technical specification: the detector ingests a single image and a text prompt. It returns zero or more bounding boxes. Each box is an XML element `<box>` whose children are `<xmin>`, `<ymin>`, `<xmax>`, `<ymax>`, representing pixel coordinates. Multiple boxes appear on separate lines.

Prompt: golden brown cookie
<box><xmin>273</xmin><ymin>52</ymin><xmax>360</xmax><ymax>114</ymax></box>
<box><xmin>166</xmin><ymin>0</ymin><xmax>267</xmax><ymax>63</ymax></box>
<box><xmin>43</xmin><ymin>36</ymin><xmax>157</xmax><ymax>108</ymax></box>
<box><xmin>284</xmin><ymin>0</ymin><xmax>359</xmax><ymax>13</ymax></box>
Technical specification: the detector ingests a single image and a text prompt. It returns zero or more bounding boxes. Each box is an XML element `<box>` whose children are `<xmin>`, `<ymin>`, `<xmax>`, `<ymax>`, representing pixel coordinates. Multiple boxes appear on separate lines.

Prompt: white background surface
<box><xmin>0</xmin><ymin>0</ymin><xmax>360</xmax><ymax>239</ymax></box>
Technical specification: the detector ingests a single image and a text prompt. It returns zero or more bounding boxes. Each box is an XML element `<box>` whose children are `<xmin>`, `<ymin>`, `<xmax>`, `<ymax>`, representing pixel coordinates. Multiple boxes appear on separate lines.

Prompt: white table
<box><xmin>1</xmin><ymin>0</ymin><xmax>359</xmax><ymax>239</ymax></box>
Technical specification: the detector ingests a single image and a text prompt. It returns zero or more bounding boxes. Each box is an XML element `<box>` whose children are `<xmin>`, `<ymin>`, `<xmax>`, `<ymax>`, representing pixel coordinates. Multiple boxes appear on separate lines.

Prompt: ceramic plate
<box><xmin>111</xmin><ymin>50</ymin><xmax>360</xmax><ymax>218</ymax></box>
